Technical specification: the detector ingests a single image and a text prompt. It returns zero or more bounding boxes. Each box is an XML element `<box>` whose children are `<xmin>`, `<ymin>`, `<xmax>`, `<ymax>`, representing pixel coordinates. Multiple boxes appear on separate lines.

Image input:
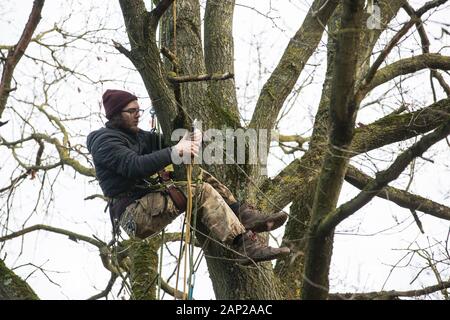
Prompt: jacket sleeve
<box><xmin>93</xmin><ymin>134</ymin><xmax>173</xmax><ymax>179</ymax></box>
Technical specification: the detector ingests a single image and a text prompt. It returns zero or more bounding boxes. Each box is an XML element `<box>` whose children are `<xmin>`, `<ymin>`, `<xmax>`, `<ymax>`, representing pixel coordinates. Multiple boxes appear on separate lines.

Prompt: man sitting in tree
<box><xmin>87</xmin><ymin>89</ymin><xmax>290</xmax><ymax>265</ymax></box>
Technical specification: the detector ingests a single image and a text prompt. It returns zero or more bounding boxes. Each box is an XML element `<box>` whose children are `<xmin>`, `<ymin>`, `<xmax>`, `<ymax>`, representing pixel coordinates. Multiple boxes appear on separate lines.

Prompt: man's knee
<box><xmin>198</xmin><ymin>182</ymin><xmax>227</xmax><ymax>204</ymax></box>
<box><xmin>119</xmin><ymin>192</ymin><xmax>179</xmax><ymax>239</ymax></box>
<box><xmin>199</xmin><ymin>182</ymin><xmax>214</xmax><ymax>196</ymax></box>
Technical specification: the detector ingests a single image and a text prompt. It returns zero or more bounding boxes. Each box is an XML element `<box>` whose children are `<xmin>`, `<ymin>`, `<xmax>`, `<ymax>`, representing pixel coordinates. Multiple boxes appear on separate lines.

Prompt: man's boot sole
<box><xmin>236</xmin><ymin>247</ymin><xmax>290</xmax><ymax>266</ymax></box>
<box><xmin>244</xmin><ymin>212</ymin><xmax>288</xmax><ymax>233</ymax></box>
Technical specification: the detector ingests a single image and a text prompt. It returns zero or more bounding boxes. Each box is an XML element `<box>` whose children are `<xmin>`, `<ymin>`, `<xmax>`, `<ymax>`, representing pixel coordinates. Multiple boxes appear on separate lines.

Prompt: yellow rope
<box><xmin>174</xmin><ymin>213</ymin><xmax>185</xmax><ymax>300</ymax></box>
<box><xmin>171</xmin><ymin>0</ymin><xmax>184</xmax><ymax>300</ymax></box>
<box><xmin>172</xmin><ymin>0</ymin><xmax>177</xmax><ymax>53</ymax></box>
<box><xmin>183</xmin><ymin>164</ymin><xmax>193</xmax><ymax>299</ymax></box>
<box><xmin>171</xmin><ymin>1</ymin><xmax>195</xmax><ymax>300</ymax></box>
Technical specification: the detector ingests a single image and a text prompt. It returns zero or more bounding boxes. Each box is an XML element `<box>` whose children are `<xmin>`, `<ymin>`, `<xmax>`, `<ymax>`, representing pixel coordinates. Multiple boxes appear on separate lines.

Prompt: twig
<box><xmin>330</xmin><ymin>279</ymin><xmax>450</xmax><ymax>299</ymax></box>
<box><xmin>410</xmin><ymin>209</ymin><xmax>425</xmax><ymax>233</ymax></box>
<box><xmin>0</xmin><ymin>224</ymin><xmax>105</xmax><ymax>248</ymax></box>
<box><xmin>112</xmin><ymin>40</ymin><xmax>133</xmax><ymax>61</ymax></box>
<box><xmin>84</xmin><ymin>194</ymin><xmax>109</xmax><ymax>202</ymax></box>
<box><xmin>87</xmin><ymin>273</ymin><xmax>118</xmax><ymax>300</ymax></box>
<box><xmin>168</xmin><ymin>72</ymin><xmax>234</xmax><ymax>83</ymax></box>
<box><xmin>161</xmin><ymin>46</ymin><xmax>179</xmax><ymax>70</ymax></box>
<box><xmin>151</xmin><ymin>0</ymin><xmax>176</xmax><ymax>28</ymax></box>
<box><xmin>0</xmin><ymin>0</ymin><xmax>45</xmax><ymax>118</ymax></box>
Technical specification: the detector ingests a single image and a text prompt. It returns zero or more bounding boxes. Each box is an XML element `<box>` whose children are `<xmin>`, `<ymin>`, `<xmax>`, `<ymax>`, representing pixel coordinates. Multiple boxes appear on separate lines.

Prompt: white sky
<box><xmin>1</xmin><ymin>0</ymin><xmax>450</xmax><ymax>300</ymax></box>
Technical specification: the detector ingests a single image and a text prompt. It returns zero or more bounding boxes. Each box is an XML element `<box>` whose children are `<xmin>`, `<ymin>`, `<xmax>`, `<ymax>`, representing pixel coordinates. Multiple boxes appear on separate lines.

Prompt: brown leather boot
<box><xmin>238</xmin><ymin>203</ymin><xmax>288</xmax><ymax>233</ymax></box>
<box><xmin>232</xmin><ymin>231</ymin><xmax>290</xmax><ymax>265</ymax></box>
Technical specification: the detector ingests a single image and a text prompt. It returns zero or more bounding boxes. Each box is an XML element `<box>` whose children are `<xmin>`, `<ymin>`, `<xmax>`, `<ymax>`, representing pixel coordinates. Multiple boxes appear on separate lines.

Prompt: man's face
<box><xmin>121</xmin><ymin>100</ymin><xmax>141</xmax><ymax>133</ymax></box>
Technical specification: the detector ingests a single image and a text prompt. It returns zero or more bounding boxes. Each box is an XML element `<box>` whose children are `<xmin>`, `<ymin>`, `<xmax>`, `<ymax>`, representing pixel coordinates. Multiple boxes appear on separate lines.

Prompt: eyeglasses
<box><xmin>121</xmin><ymin>108</ymin><xmax>144</xmax><ymax>116</ymax></box>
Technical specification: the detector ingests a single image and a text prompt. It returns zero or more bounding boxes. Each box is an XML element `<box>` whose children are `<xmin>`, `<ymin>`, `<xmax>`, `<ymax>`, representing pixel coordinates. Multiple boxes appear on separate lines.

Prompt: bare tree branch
<box><xmin>403</xmin><ymin>2</ymin><xmax>450</xmax><ymax>97</ymax></box>
<box><xmin>150</xmin><ymin>0</ymin><xmax>175</xmax><ymax>29</ymax></box>
<box><xmin>0</xmin><ymin>133</ymin><xmax>95</xmax><ymax>177</ymax></box>
<box><xmin>330</xmin><ymin>280</ymin><xmax>450</xmax><ymax>299</ymax></box>
<box><xmin>345</xmin><ymin>165</ymin><xmax>450</xmax><ymax>221</ymax></box>
<box><xmin>320</xmin><ymin>120</ymin><xmax>450</xmax><ymax>234</ymax></box>
<box><xmin>87</xmin><ymin>273</ymin><xmax>117</xmax><ymax>300</ymax></box>
<box><xmin>259</xmin><ymin>156</ymin><xmax>314</xmax><ymax>212</ymax></box>
<box><xmin>364</xmin><ymin>54</ymin><xmax>450</xmax><ymax>95</ymax></box>
<box><xmin>0</xmin><ymin>0</ymin><xmax>45</xmax><ymax>119</ymax></box>
<box><xmin>416</xmin><ymin>0</ymin><xmax>449</xmax><ymax>16</ymax></box>
<box><xmin>358</xmin><ymin>0</ymin><xmax>449</xmax><ymax>99</ymax></box>
<box><xmin>278</xmin><ymin>134</ymin><xmax>310</xmax><ymax>147</ymax></box>
<box><xmin>161</xmin><ymin>46</ymin><xmax>179</xmax><ymax>70</ymax></box>
<box><xmin>160</xmin><ymin>276</ymin><xmax>185</xmax><ymax>299</ymax></box>
<box><xmin>84</xmin><ymin>194</ymin><xmax>109</xmax><ymax>201</ymax></box>
<box><xmin>360</xmin><ymin>20</ymin><xmax>416</xmax><ymax>91</ymax></box>
<box><xmin>301</xmin><ymin>0</ymin><xmax>366</xmax><ymax>300</ymax></box>
<box><xmin>0</xmin><ymin>172</ymin><xmax>29</xmax><ymax>194</ymax></box>
<box><xmin>0</xmin><ymin>224</ymin><xmax>105</xmax><ymax>248</ymax></box>
<box><xmin>260</xmin><ymin>98</ymin><xmax>450</xmax><ymax>214</ymax></box>
<box><xmin>167</xmin><ymin>72</ymin><xmax>234</xmax><ymax>83</ymax></box>
<box><xmin>0</xmin><ymin>225</ymin><xmax>124</xmax><ymax>276</ymax></box>
<box><xmin>432</xmin><ymin>72</ymin><xmax>450</xmax><ymax>96</ymax></box>
<box><xmin>352</xmin><ymin>98</ymin><xmax>450</xmax><ymax>154</ymax></box>
<box><xmin>112</xmin><ymin>40</ymin><xmax>132</xmax><ymax>61</ymax></box>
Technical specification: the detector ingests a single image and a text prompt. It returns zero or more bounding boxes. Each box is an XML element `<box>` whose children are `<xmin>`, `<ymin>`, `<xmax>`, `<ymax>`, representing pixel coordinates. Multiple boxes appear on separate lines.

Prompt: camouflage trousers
<box><xmin>119</xmin><ymin>168</ymin><xmax>246</xmax><ymax>244</ymax></box>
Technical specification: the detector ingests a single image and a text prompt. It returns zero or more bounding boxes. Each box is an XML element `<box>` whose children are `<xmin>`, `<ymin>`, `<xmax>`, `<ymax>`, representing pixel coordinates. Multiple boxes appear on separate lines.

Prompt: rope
<box><xmin>183</xmin><ymin>164</ymin><xmax>193</xmax><ymax>299</ymax></box>
<box><xmin>152</xmin><ymin>111</ymin><xmax>167</xmax><ymax>300</ymax></box>
<box><xmin>174</xmin><ymin>211</ymin><xmax>186</xmax><ymax>300</ymax></box>
<box><xmin>188</xmin><ymin>174</ymin><xmax>201</xmax><ymax>299</ymax></box>
<box><xmin>157</xmin><ymin>229</ymin><xmax>164</xmax><ymax>300</ymax></box>
<box><xmin>171</xmin><ymin>1</ymin><xmax>197</xmax><ymax>298</ymax></box>
<box><xmin>172</xmin><ymin>0</ymin><xmax>177</xmax><ymax>54</ymax></box>
<box><xmin>172</xmin><ymin>0</ymin><xmax>189</xmax><ymax>300</ymax></box>
<box><xmin>173</xmin><ymin>165</ymin><xmax>193</xmax><ymax>300</ymax></box>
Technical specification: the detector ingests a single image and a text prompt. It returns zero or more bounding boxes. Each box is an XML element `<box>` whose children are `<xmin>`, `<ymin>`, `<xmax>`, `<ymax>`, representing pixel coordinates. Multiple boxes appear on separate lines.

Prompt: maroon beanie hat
<box><xmin>102</xmin><ymin>89</ymin><xmax>138</xmax><ymax>120</ymax></box>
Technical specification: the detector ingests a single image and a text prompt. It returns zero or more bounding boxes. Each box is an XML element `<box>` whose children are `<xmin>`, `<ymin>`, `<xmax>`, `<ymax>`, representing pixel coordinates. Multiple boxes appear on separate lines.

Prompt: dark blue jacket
<box><xmin>86</xmin><ymin>123</ymin><xmax>172</xmax><ymax>198</ymax></box>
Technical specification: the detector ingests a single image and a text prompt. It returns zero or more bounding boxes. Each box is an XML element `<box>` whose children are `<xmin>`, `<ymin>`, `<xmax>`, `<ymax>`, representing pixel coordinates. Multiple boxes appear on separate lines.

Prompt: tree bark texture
<box><xmin>0</xmin><ymin>259</ymin><xmax>39</xmax><ymax>300</ymax></box>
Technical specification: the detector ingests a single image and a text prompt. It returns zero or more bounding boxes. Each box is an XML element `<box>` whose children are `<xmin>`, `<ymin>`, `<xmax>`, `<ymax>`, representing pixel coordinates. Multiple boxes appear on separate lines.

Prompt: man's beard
<box><xmin>122</xmin><ymin>121</ymin><xmax>139</xmax><ymax>134</ymax></box>
<box><xmin>109</xmin><ymin>115</ymin><xmax>139</xmax><ymax>134</ymax></box>
<box><xmin>122</xmin><ymin>122</ymin><xmax>139</xmax><ymax>134</ymax></box>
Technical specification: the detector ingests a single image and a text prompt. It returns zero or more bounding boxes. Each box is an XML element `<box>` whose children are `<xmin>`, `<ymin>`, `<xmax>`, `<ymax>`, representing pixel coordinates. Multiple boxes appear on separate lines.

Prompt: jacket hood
<box><xmin>86</xmin><ymin>127</ymin><xmax>107</xmax><ymax>153</ymax></box>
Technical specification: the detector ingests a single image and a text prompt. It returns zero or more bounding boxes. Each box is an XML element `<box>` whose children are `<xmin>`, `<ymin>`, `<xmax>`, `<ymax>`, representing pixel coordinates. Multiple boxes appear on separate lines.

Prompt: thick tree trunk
<box><xmin>280</xmin><ymin>0</ymin><xmax>405</xmax><ymax>299</ymax></box>
<box><xmin>274</xmin><ymin>178</ymin><xmax>315</xmax><ymax>299</ymax></box>
<box><xmin>204</xmin><ymin>0</ymin><xmax>240</xmax><ymax>126</ymax></box>
<box><xmin>160</xmin><ymin>0</ymin><xmax>211</xmax><ymax>128</ymax></box>
<box><xmin>301</xmin><ymin>0</ymin><xmax>366</xmax><ymax>300</ymax></box>
<box><xmin>0</xmin><ymin>259</ymin><xmax>39</xmax><ymax>300</ymax></box>
<box><xmin>273</xmin><ymin>4</ymin><xmax>342</xmax><ymax>297</ymax></box>
<box><xmin>129</xmin><ymin>238</ymin><xmax>159</xmax><ymax>300</ymax></box>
